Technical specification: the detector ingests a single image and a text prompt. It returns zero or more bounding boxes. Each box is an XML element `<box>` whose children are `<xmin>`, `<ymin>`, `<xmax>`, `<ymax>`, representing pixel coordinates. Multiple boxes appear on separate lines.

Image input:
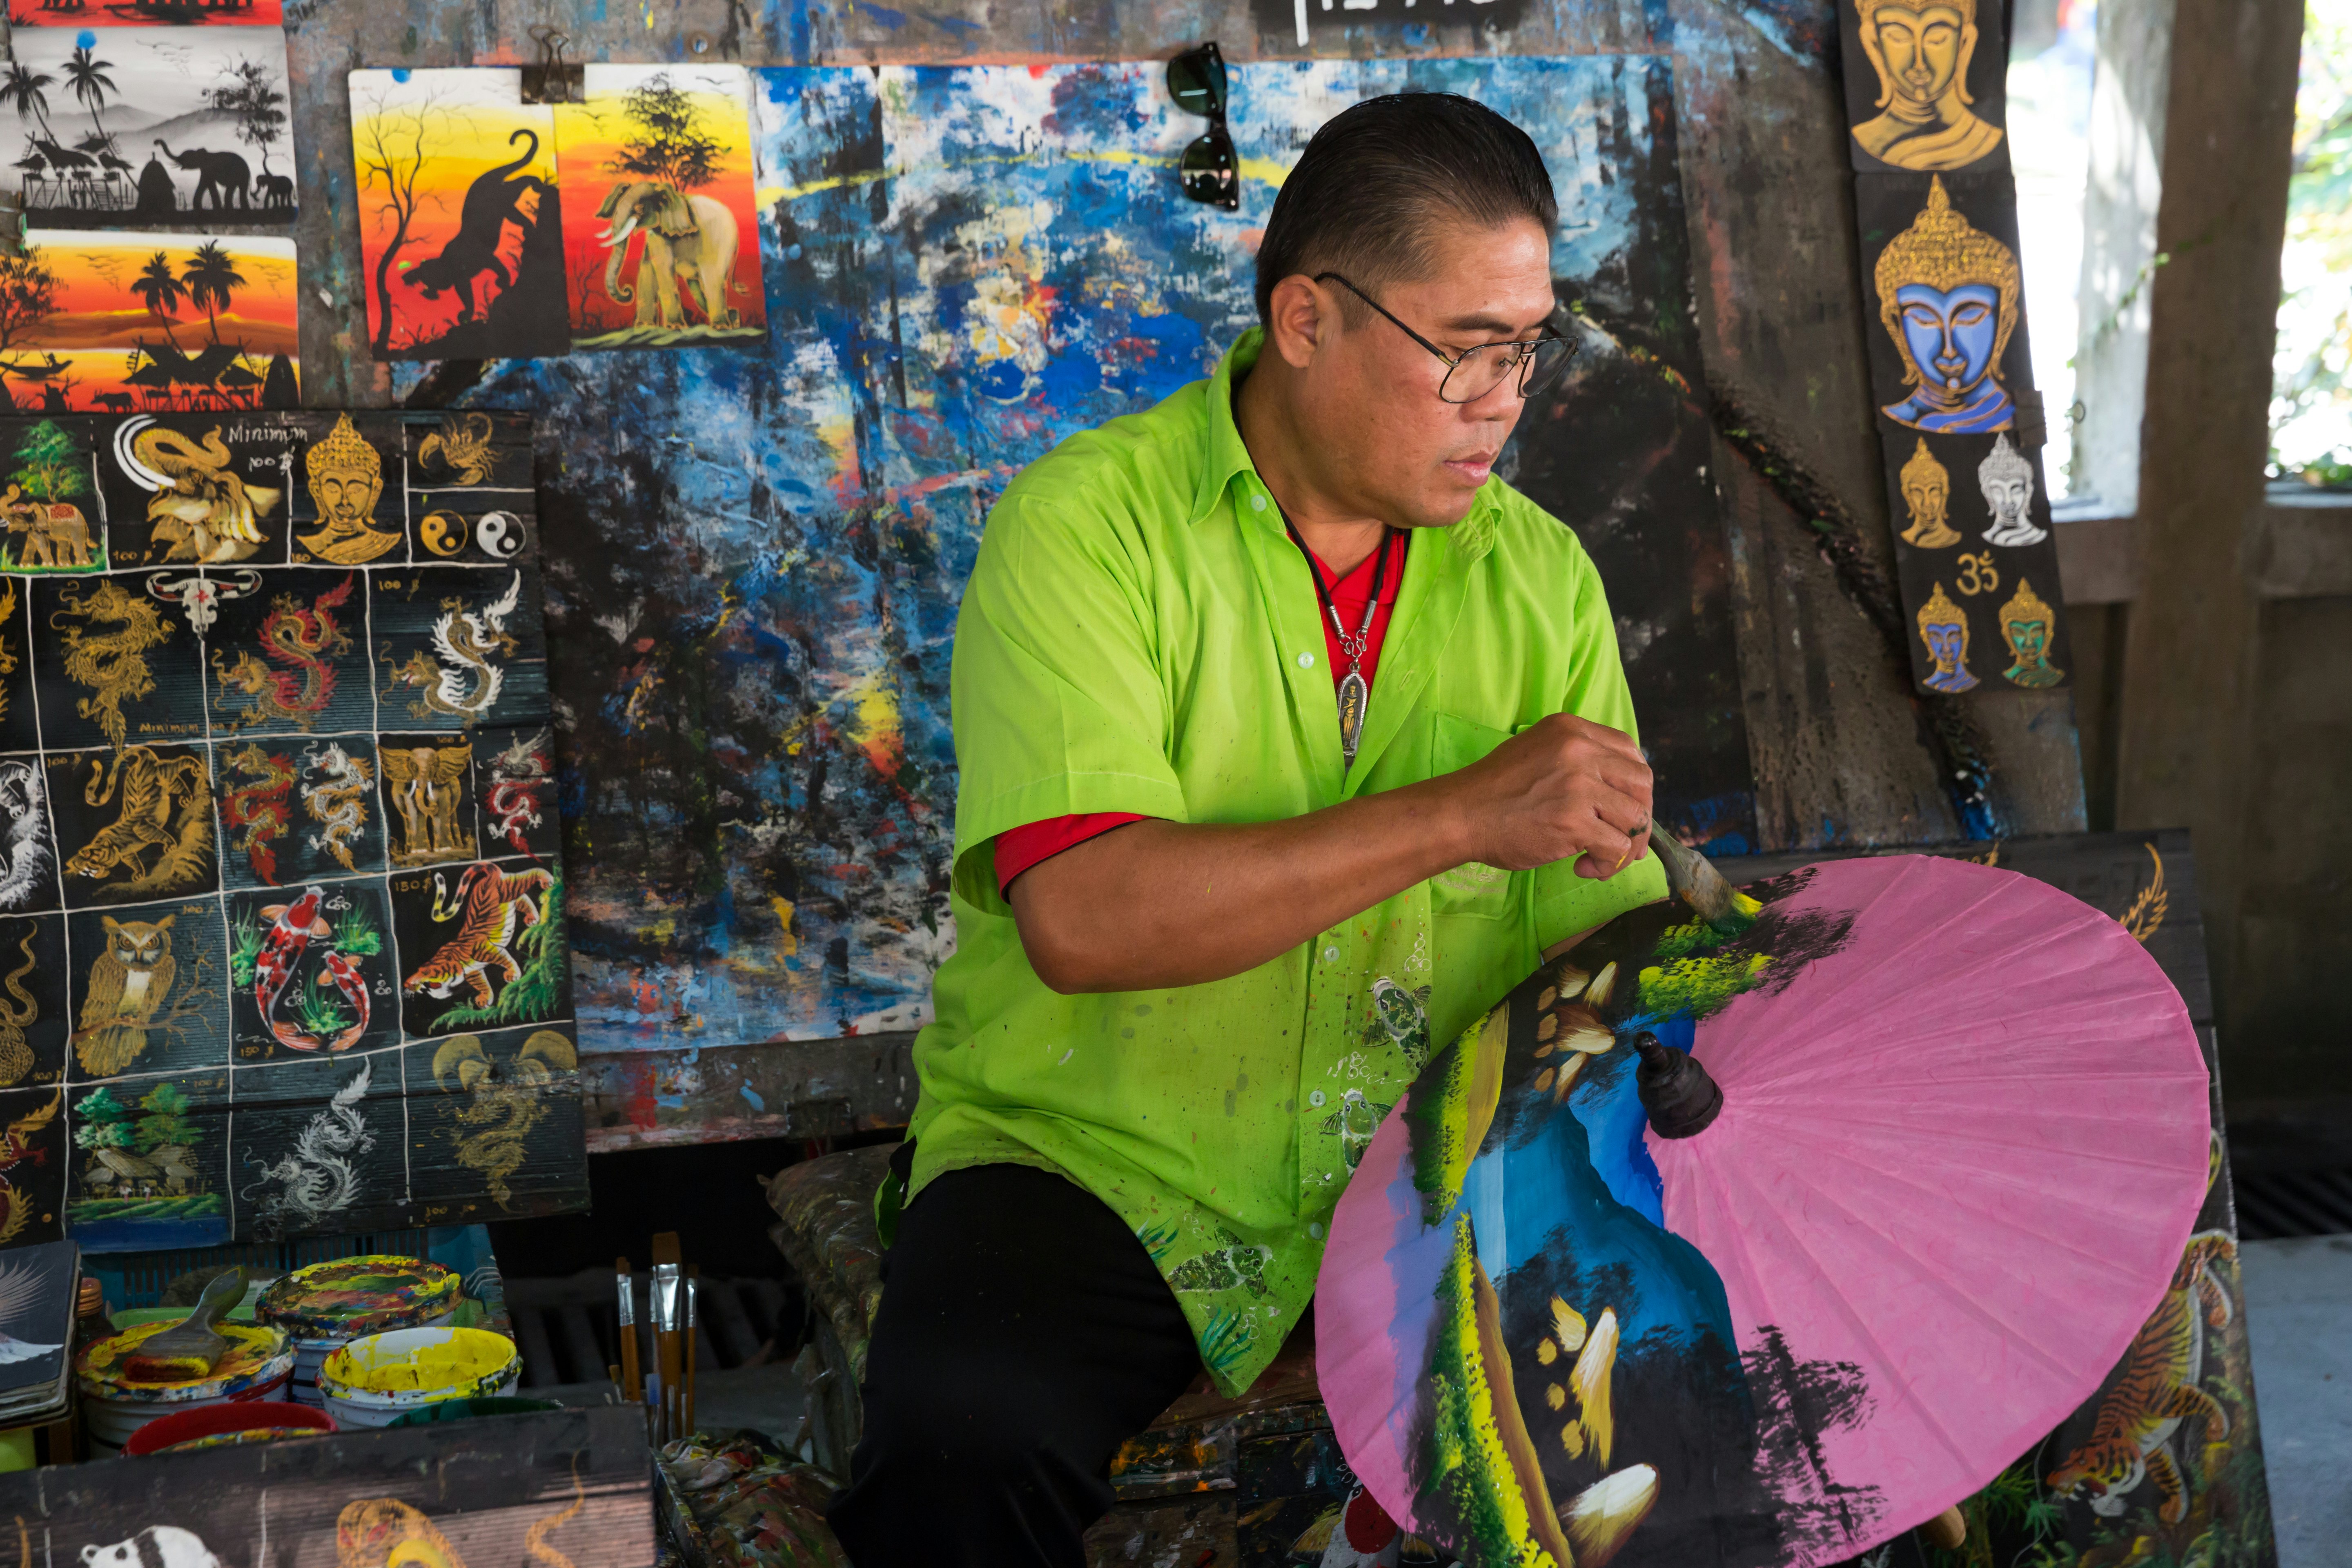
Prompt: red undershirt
<box><xmin>995</xmin><ymin>528</ymin><xmax>1409</xmax><ymax>893</ymax></box>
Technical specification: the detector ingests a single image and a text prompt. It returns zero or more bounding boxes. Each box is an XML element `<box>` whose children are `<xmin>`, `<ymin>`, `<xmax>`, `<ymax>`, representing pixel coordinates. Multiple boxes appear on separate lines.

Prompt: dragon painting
<box><xmin>243</xmin><ymin>1060</ymin><xmax>374</xmax><ymax>1242</ymax></box>
<box><xmin>430</xmin><ymin>1029</ymin><xmax>574</xmax><ymax>1209</ymax></box>
<box><xmin>212</xmin><ymin>574</ymin><xmax>357</xmax><ymax>731</ymax></box>
<box><xmin>486</xmin><ymin>728</ymin><xmax>552</xmax><ymax>857</ymax></box>
<box><xmin>301</xmin><ymin>742</ymin><xmax>373</xmax><ymax>873</ymax></box>
<box><xmin>220</xmin><ymin>744</ymin><xmax>297</xmax><ymax>884</ymax></box>
<box><xmin>51</xmin><ymin>579</ymin><xmax>172</xmax><ymax>751</ymax></box>
<box><xmin>0</xmin><ymin>762</ymin><xmax>49</xmax><ymax>911</ymax></box>
<box><xmin>0</xmin><ymin>931</ymin><xmax>40</xmax><ymax>1087</ymax></box>
<box><xmin>385</xmin><ymin>570</ymin><xmax>521</xmax><ymax>724</ymax></box>
<box><xmin>0</xmin><ymin>1091</ymin><xmax>57</xmax><ymax>1246</ymax></box>
<box><xmin>0</xmin><ymin>579</ymin><xmax>16</xmax><ymax>724</ymax></box>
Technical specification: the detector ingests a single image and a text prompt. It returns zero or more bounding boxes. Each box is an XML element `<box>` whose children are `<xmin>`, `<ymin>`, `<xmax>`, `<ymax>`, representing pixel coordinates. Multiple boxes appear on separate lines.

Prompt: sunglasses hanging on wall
<box><xmin>1168</xmin><ymin>42</ymin><xmax>1238</xmax><ymax>210</ymax></box>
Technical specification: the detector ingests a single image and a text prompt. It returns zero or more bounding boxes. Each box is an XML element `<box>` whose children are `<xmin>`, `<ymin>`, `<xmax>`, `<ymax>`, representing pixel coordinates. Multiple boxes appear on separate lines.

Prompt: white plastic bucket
<box><xmin>317</xmin><ymin>1327</ymin><xmax>519</xmax><ymax>1430</ymax></box>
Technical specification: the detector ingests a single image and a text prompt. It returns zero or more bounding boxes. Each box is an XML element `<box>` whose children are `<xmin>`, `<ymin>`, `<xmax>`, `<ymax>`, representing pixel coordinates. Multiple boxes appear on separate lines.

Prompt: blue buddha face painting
<box><xmin>1891</xmin><ymin>282</ymin><xmax>2005</xmax><ymax>427</ymax></box>
<box><xmin>1915</xmin><ymin>582</ymin><xmax>1979</xmax><ymax>693</ymax></box>
<box><xmin>1872</xmin><ymin>178</ymin><xmax>2022</xmax><ymax>436</ymax></box>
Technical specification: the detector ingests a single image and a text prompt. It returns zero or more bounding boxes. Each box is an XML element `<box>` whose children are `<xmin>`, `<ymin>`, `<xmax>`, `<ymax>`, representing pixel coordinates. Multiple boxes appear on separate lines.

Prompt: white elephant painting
<box><xmin>557</xmin><ymin>63</ymin><xmax>768</xmax><ymax>348</ymax></box>
<box><xmin>593</xmin><ymin>181</ymin><xmax>756</xmax><ymax>333</ymax></box>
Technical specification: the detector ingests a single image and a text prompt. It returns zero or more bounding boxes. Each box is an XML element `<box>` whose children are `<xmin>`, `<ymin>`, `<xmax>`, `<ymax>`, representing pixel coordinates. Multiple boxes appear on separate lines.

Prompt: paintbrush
<box><xmin>682</xmin><ymin>1264</ymin><xmax>698</xmax><ymax>1438</ymax></box>
<box><xmin>615</xmin><ymin>1256</ymin><xmax>641</xmax><ymax>1402</ymax></box>
<box><xmin>121</xmin><ymin>1266</ymin><xmax>245</xmax><ymax>1383</ymax></box>
<box><xmin>653</xmin><ymin>1233</ymin><xmax>682</xmax><ymax>1445</ymax></box>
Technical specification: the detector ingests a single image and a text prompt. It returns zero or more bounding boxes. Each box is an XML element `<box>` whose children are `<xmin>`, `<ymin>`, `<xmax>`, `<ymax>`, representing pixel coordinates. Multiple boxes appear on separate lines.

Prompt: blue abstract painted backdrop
<box><xmin>411</xmin><ymin>58</ymin><xmax>1752</xmax><ymax>1054</ymax></box>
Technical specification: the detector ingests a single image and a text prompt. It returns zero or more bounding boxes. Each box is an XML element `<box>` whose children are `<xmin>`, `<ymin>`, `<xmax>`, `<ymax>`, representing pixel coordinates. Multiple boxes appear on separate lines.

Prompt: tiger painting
<box><xmin>2045</xmin><ymin>1231</ymin><xmax>2237</xmax><ymax>1525</ymax></box>
<box><xmin>403</xmin><ymin>862</ymin><xmax>555</xmax><ymax>1012</ymax></box>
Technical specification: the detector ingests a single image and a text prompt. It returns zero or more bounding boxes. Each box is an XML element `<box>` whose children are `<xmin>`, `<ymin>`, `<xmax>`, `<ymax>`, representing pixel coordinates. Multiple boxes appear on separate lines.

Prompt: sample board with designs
<box><xmin>0</xmin><ymin>410</ymin><xmax>586</xmax><ymax>1254</ymax></box>
<box><xmin>410</xmin><ymin>55</ymin><xmax>1753</xmax><ymax>1056</ymax></box>
<box><xmin>1837</xmin><ymin>0</ymin><xmax>2073</xmax><ymax>695</ymax></box>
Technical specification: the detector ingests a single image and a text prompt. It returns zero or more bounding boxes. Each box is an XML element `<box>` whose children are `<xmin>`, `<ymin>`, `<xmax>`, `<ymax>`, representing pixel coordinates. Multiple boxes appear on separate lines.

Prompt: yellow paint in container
<box><xmin>316</xmin><ymin>1327</ymin><xmax>519</xmax><ymax>1428</ymax></box>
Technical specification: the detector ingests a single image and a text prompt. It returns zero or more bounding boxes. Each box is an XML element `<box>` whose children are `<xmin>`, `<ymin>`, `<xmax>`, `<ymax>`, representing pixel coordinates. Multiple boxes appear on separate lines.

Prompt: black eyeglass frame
<box><xmin>1167</xmin><ymin>42</ymin><xmax>1238</xmax><ymax>212</ymax></box>
<box><xmin>1315</xmin><ymin>272</ymin><xmax>1574</xmax><ymax>403</ymax></box>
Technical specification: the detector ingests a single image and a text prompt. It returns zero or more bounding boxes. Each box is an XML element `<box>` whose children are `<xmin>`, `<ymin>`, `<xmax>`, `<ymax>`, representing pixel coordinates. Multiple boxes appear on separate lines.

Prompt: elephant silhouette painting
<box><xmin>349</xmin><ymin>73</ymin><xmax>570</xmax><ymax>359</ymax></box>
<box><xmin>552</xmin><ymin>64</ymin><xmax>766</xmax><ymax>349</ymax></box>
<box><xmin>1</xmin><ymin>29</ymin><xmax>294</xmax><ymax>227</ymax></box>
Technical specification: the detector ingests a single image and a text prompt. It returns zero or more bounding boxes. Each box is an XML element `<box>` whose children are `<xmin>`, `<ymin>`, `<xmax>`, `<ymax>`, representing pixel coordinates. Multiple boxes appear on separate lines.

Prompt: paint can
<box><xmin>122</xmin><ymin>1401</ymin><xmax>336</xmax><ymax>1456</ymax></box>
<box><xmin>256</xmin><ymin>1256</ymin><xmax>462</xmax><ymax>1408</ymax></box>
<box><xmin>75</xmin><ymin>1321</ymin><xmax>296</xmax><ymax>1454</ymax></box>
<box><xmin>316</xmin><ymin>1327</ymin><xmax>519</xmax><ymax>1430</ymax></box>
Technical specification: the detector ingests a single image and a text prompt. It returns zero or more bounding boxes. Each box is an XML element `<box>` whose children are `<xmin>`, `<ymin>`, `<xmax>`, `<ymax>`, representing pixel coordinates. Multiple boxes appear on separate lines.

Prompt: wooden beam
<box><xmin>581</xmin><ymin>1035</ymin><xmax>918</xmax><ymax>1152</ymax></box>
<box><xmin>2112</xmin><ymin>0</ymin><xmax>2303</xmax><ymax>1031</ymax></box>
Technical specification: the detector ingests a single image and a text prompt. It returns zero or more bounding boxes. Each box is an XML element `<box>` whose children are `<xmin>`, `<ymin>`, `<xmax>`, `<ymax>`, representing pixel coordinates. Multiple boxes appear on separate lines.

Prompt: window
<box><xmin>2271</xmin><ymin>0</ymin><xmax>2352</xmax><ymax>490</ymax></box>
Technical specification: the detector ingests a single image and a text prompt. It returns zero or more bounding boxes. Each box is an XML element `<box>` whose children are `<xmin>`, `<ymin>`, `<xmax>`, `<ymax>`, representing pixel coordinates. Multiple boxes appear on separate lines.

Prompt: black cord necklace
<box><xmin>1284</xmin><ymin>517</ymin><xmax>1396</xmax><ymax>768</ymax></box>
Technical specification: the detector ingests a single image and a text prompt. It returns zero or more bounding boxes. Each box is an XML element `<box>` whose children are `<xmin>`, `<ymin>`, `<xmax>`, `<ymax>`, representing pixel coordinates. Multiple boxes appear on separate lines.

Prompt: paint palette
<box><xmin>0</xmin><ymin>410</ymin><xmax>586</xmax><ymax>1254</ymax></box>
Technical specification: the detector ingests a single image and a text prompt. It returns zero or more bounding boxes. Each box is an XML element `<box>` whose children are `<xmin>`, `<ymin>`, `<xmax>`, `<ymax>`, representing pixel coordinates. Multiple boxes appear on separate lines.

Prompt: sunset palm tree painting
<box><xmin>0</xmin><ymin>25</ymin><xmax>294</xmax><ymax>225</ymax></box>
<box><xmin>6</xmin><ymin>0</ymin><xmax>286</xmax><ymax>26</ymax></box>
<box><xmin>10</xmin><ymin>229</ymin><xmax>295</xmax><ymax>412</ymax></box>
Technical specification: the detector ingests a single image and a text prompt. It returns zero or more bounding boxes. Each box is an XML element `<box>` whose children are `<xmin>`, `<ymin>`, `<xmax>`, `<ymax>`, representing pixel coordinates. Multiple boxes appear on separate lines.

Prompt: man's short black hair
<box><xmin>1253</xmin><ymin>91</ymin><xmax>1558</xmax><ymax>323</ymax></box>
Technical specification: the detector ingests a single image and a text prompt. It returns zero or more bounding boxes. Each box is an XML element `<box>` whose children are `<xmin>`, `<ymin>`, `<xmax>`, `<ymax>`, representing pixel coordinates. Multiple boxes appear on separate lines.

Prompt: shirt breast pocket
<box><xmin>1427</xmin><ymin>711</ymin><xmax>1521</xmax><ymax>921</ymax></box>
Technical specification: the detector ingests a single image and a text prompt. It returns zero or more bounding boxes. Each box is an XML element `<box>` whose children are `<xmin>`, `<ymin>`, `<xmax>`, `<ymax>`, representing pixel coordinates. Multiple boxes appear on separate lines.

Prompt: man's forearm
<box><xmin>1009</xmin><ymin>713</ymin><xmax>1653</xmax><ymax>994</ymax></box>
<box><xmin>1009</xmin><ymin>780</ymin><xmax>1472</xmax><ymax>994</ymax></box>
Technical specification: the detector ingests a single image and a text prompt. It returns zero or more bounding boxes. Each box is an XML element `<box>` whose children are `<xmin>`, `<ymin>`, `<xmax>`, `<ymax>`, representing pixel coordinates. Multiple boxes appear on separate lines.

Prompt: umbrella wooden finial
<box><xmin>1634</xmin><ymin>1033</ymin><xmax>1723</xmax><ymax>1139</ymax></box>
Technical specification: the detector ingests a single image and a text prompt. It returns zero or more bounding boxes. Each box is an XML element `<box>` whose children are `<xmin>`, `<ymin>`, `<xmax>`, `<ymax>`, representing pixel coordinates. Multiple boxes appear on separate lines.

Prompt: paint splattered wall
<box><xmin>389</xmin><ymin>56</ymin><xmax>1745</xmax><ymax>1053</ymax></box>
<box><xmin>150</xmin><ymin>0</ymin><xmax>2085</xmax><ymax>1139</ymax></box>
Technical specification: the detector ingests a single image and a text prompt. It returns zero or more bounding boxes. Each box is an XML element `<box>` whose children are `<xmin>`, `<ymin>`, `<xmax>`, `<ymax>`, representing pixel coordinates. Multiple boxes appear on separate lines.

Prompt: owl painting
<box><xmin>75</xmin><ymin>917</ymin><xmax>175</xmax><ymax>1078</ymax></box>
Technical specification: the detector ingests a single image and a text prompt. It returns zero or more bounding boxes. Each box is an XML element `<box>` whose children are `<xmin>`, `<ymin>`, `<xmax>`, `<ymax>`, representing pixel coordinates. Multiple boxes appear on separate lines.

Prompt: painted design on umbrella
<box><xmin>1319</xmin><ymin>846</ymin><xmax>2211</xmax><ymax>1568</ymax></box>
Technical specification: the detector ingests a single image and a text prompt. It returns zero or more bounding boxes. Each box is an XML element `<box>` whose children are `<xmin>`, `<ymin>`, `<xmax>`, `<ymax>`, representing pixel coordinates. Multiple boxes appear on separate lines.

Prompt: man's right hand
<box><xmin>1439</xmin><ymin>713</ymin><xmax>1654</xmax><ymax>880</ymax></box>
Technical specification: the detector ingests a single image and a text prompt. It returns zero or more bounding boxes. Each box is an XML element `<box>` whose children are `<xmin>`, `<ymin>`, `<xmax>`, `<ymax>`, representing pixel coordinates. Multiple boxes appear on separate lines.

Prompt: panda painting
<box><xmin>78</xmin><ymin>1526</ymin><xmax>220</xmax><ymax>1568</ymax></box>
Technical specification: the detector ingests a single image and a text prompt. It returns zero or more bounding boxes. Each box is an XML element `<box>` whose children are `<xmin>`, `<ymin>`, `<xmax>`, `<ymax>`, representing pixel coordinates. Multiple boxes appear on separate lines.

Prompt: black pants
<box><xmin>824</xmin><ymin>1163</ymin><xmax>1204</xmax><ymax>1567</ymax></box>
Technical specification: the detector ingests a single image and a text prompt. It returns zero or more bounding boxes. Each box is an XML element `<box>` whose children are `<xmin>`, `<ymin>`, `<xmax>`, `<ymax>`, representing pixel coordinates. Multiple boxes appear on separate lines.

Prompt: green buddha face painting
<box><xmin>1998</xmin><ymin>578</ymin><xmax>2064</xmax><ymax>688</ymax></box>
<box><xmin>1852</xmin><ymin>0</ymin><xmax>2006</xmax><ymax>172</ymax></box>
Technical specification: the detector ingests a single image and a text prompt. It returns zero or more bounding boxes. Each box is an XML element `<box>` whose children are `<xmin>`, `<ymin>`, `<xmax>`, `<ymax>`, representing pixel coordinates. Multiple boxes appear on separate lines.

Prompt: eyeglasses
<box><xmin>1317</xmin><ymin>272</ymin><xmax>1576</xmax><ymax>403</ymax></box>
<box><xmin>1167</xmin><ymin>42</ymin><xmax>1237</xmax><ymax>211</ymax></box>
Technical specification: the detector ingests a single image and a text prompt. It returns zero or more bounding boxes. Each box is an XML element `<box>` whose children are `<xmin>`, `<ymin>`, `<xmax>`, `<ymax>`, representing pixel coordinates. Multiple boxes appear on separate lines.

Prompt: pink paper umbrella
<box><xmin>1316</xmin><ymin>849</ymin><xmax>2210</xmax><ymax>1568</ymax></box>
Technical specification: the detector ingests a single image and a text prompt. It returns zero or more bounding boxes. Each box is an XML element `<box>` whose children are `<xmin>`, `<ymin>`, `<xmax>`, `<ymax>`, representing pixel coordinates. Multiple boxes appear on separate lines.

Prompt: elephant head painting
<box><xmin>593</xmin><ymin>181</ymin><xmax>754</xmax><ymax>332</ymax></box>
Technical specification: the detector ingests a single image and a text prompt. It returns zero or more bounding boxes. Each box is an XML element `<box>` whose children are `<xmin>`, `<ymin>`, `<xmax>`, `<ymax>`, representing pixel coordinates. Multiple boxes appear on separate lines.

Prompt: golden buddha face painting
<box><xmin>1875</xmin><ymin>178</ymin><xmax>2020</xmax><ymax>435</ymax></box>
<box><xmin>1916</xmin><ymin>580</ymin><xmax>1978</xmax><ymax>693</ymax></box>
<box><xmin>299</xmin><ymin>413</ymin><xmax>401</xmax><ymax>565</ymax></box>
<box><xmin>1998</xmin><ymin>578</ymin><xmax>2064</xmax><ymax>688</ymax></box>
<box><xmin>1851</xmin><ymin>0</ymin><xmax>2005</xmax><ymax>172</ymax></box>
<box><xmin>1897</xmin><ymin>437</ymin><xmax>1960</xmax><ymax>548</ymax></box>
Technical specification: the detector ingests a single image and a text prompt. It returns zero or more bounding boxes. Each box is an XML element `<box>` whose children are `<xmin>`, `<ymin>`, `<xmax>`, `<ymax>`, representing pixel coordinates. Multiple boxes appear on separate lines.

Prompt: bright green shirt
<box><xmin>904</xmin><ymin>329</ymin><xmax>1666</xmax><ymax>1396</ymax></box>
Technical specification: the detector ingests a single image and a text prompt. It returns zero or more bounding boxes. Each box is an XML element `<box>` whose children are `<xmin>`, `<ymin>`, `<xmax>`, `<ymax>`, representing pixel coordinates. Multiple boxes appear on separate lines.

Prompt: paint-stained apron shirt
<box><xmin>902</xmin><ymin>327</ymin><xmax>1666</xmax><ymax>1397</ymax></box>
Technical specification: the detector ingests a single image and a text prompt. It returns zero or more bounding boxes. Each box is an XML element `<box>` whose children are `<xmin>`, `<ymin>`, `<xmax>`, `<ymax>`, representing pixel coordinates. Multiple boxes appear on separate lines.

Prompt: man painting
<box><xmin>825</xmin><ymin>94</ymin><xmax>1666</xmax><ymax>1566</ymax></box>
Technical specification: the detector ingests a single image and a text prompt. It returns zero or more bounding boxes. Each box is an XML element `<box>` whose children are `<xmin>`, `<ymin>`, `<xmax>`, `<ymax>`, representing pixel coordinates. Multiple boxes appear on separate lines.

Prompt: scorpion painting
<box><xmin>0</xmin><ymin>410</ymin><xmax>585</xmax><ymax>1250</ymax></box>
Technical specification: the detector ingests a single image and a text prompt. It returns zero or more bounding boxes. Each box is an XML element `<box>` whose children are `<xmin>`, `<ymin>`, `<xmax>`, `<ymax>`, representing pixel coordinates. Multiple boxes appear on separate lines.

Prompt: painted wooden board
<box><xmin>0</xmin><ymin>24</ymin><xmax>295</xmax><ymax>226</ymax></box>
<box><xmin>0</xmin><ymin>1403</ymin><xmax>652</xmax><ymax>1568</ymax></box>
<box><xmin>0</xmin><ymin>411</ymin><xmax>586</xmax><ymax>1253</ymax></box>
<box><xmin>347</xmin><ymin>69</ymin><xmax>568</xmax><ymax>362</ymax></box>
<box><xmin>0</xmin><ymin>230</ymin><xmax>298</xmax><ymax>415</ymax></box>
